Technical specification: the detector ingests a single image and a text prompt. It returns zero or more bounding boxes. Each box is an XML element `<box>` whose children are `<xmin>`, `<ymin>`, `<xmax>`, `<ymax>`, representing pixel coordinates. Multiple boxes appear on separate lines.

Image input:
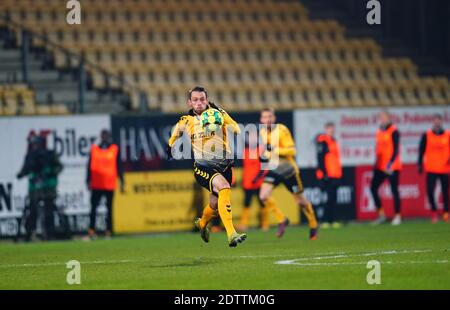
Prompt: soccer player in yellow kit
<box><xmin>258</xmin><ymin>108</ymin><xmax>318</xmax><ymax>240</ymax></box>
<box><xmin>167</xmin><ymin>86</ymin><xmax>247</xmax><ymax>247</ymax></box>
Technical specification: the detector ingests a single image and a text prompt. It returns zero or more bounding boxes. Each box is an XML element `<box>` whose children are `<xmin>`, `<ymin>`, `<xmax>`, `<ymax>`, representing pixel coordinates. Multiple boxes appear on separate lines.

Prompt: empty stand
<box><xmin>0</xmin><ymin>0</ymin><xmax>449</xmax><ymax>113</ymax></box>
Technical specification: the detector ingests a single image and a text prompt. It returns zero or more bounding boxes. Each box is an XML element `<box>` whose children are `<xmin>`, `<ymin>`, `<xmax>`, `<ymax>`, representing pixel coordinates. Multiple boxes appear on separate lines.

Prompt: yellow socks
<box><xmin>199</xmin><ymin>204</ymin><xmax>217</xmax><ymax>229</ymax></box>
<box><xmin>217</xmin><ymin>188</ymin><xmax>236</xmax><ymax>238</ymax></box>
<box><xmin>302</xmin><ymin>202</ymin><xmax>318</xmax><ymax>229</ymax></box>
<box><xmin>264</xmin><ymin>197</ymin><xmax>286</xmax><ymax>223</ymax></box>
<box><xmin>260</xmin><ymin>207</ymin><xmax>269</xmax><ymax>230</ymax></box>
<box><xmin>239</xmin><ymin>207</ymin><xmax>250</xmax><ymax>228</ymax></box>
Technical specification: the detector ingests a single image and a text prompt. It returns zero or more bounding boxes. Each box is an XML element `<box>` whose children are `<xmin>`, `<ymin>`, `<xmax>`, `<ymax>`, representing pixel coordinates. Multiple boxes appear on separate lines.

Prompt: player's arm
<box><xmin>168</xmin><ymin>117</ymin><xmax>187</xmax><ymax>147</ymax></box>
<box><xmin>221</xmin><ymin>109</ymin><xmax>241</xmax><ymax>134</ymax></box>
<box><xmin>274</xmin><ymin>125</ymin><xmax>296</xmax><ymax>157</ymax></box>
<box><xmin>417</xmin><ymin>133</ymin><xmax>426</xmax><ymax>173</ymax></box>
<box><xmin>387</xmin><ymin>129</ymin><xmax>400</xmax><ymax>169</ymax></box>
<box><xmin>167</xmin><ymin>117</ymin><xmax>187</xmax><ymax>159</ymax></box>
<box><xmin>316</xmin><ymin>136</ymin><xmax>329</xmax><ymax>178</ymax></box>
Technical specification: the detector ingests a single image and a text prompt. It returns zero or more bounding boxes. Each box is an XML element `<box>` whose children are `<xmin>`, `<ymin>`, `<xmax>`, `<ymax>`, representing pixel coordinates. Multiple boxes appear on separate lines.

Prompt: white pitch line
<box><xmin>0</xmin><ymin>259</ymin><xmax>134</xmax><ymax>269</ymax></box>
<box><xmin>0</xmin><ymin>249</ymin><xmax>441</xmax><ymax>269</ymax></box>
<box><xmin>0</xmin><ymin>252</ymin><xmax>349</xmax><ymax>269</ymax></box>
<box><xmin>275</xmin><ymin>260</ymin><xmax>449</xmax><ymax>266</ymax></box>
<box><xmin>274</xmin><ymin>249</ymin><xmax>440</xmax><ymax>266</ymax></box>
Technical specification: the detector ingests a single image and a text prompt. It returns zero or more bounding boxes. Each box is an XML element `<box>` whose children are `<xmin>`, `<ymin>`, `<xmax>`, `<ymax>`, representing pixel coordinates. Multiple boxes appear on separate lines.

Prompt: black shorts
<box><xmin>263</xmin><ymin>162</ymin><xmax>304</xmax><ymax>194</ymax></box>
<box><xmin>193</xmin><ymin>162</ymin><xmax>233</xmax><ymax>196</ymax></box>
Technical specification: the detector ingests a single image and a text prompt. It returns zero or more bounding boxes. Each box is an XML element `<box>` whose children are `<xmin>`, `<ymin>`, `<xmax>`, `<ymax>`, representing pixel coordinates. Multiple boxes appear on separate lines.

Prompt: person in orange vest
<box><xmin>418</xmin><ymin>114</ymin><xmax>449</xmax><ymax>223</ymax></box>
<box><xmin>238</xmin><ymin>130</ymin><xmax>267</xmax><ymax>231</ymax></box>
<box><xmin>371</xmin><ymin>110</ymin><xmax>402</xmax><ymax>226</ymax></box>
<box><xmin>315</xmin><ymin>122</ymin><xmax>343</xmax><ymax>229</ymax></box>
<box><xmin>86</xmin><ymin>129</ymin><xmax>124</xmax><ymax>239</ymax></box>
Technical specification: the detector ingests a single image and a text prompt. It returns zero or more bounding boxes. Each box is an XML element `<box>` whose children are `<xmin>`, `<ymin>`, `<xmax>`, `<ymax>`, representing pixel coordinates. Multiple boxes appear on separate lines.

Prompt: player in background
<box><xmin>238</xmin><ymin>130</ymin><xmax>267</xmax><ymax>232</ymax></box>
<box><xmin>418</xmin><ymin>114</ymin><xmax>449</xmax><ymax>223</ymax></box>
<box><xmin>315</xmin><ymin>122</ymin><xmax>343</xmax><ymax>229</ymax></box>
<box><xmin>167</xmin><ymin>86</ymin><xmax>246</xmax><ymax>247</ymax></box>
<box><xmin>258</xmin><ymin>108</ymin><xmax>318</xmax><ymax>240</ymax></box>
<box><xmin>370</xmin><ymin>110</ymin><xmax>402</xmax><ymax>226</ymax></box>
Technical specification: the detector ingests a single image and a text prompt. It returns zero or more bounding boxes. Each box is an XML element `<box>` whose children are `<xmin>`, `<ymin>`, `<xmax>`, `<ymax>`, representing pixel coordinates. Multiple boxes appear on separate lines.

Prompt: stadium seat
<box><xmin>1</xmin><ymin>0</ymin><xmax>449</xmax><ymax>112</ymax></box>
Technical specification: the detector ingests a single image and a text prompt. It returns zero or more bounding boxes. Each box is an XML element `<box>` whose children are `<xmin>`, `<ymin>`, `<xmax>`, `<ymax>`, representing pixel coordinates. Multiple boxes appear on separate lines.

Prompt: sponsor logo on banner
<box><xmin>355</xmin><ymin>164</ymin><xmax>443</xmax><ymax>220</ymax></box>
<box><xmin>0</xmin><ymin>115</ymin><xmax>110</xmax><ymax>237</ymax></box>
<box><xmin>300</xmin><ymin>168</ymin><xmax>356</xmax><ymax>222</ymax></box>
<box><xmin>111</xmin><ymin>112</ymin><xmax>294</xmax><ymax>172</ymax></box>
<box><xmin>294</xmin><ymin>107</ymin><xmax>450</xmax><ymax>167</ymax></box>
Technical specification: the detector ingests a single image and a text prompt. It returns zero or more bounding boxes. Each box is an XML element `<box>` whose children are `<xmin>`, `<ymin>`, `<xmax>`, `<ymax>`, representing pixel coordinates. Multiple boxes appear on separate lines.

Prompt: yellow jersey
<box><xmin>259</xmin><ymin>123</ymin><xmax>297</xmax><ymax>166</ymax></box>
<box><xmin>168</xmin><ymin>104</ymin><xmax>240</xmax><ymax>166</ymax></box>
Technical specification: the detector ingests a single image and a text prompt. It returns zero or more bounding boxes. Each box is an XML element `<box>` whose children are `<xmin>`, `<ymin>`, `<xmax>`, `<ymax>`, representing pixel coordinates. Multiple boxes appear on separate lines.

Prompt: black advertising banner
<box><xmin>111</xmin><ymin>111</ymin><xmax>293</xmax><ymax>172</ymax></box>
<box><xmin>300</xmin><ymin>167</ymin><xmax>357</xmax><ymax>222</ymax></box>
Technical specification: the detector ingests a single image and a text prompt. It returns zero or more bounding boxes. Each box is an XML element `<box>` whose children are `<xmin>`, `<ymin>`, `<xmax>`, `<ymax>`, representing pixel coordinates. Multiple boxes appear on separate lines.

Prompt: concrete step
<box><xmin>0</xmin><ymin>61</ymin><xmax>43</xmax><ymax>71</ymax></box>
<box><xmin>35</xmin><ymin>90</ymin><xmax>99</xmax><ymax>103</ymax></box>
<box><xmin>85</xmin><ymin>102</ymin><xmax>125</xmax><ymax>114</ymax></box>
<box><xmin>0</xmin><ymin>49</ymin><xmax>21</xmax><ymax>60</ymax></box>
<box><xmin>32</xmin><ymin>80</ymin><xmax>78</xmax><ymax>91</ymax></box>
<box><xmin>0</xmin><ymin>70</ymin><xmax>61</xmax><ymax>82</ymax></box>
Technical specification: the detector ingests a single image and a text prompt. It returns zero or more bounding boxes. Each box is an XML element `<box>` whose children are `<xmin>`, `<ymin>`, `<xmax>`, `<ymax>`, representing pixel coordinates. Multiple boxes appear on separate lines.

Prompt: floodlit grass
<box><xmin>0</xmin><ymin>221</ymin><xmax>449</xmax><ymax>289</ymax></box>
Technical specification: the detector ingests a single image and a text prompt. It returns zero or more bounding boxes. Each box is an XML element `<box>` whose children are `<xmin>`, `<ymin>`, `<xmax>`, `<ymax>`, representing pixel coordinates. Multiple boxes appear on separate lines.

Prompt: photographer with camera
<box><xmin>17</xmin><ymin>134</ymin><xmax>63</xmax><ymax>241</ymax></box>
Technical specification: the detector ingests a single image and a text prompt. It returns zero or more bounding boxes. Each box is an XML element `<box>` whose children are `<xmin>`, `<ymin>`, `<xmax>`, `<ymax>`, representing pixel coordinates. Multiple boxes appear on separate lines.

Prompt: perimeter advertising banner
<box><xmin>300</xmin><ymin>167</ymin><xmax>356</xmax><ymax>222</ymax></box>
<box><xmin>0</xmin><ymin>115</ymin><xmax>110</xmax><ymax>237</ymax></box>
<box><xmin>111</xmin><ymin>112</ymin><xmax>297</xmax><ymax>233</ymax></box>
<box><xmin>355</xmin><ymin>164</ymin><xmax>446</xmax><ymax>220</ymax></box>
<box><xmin>114</xmin><ymin>168</ymin><xmax>300</xmax><ymax>234</ymax></box>
<box><xmin>293</xmin><ymin>107</ymin><xmax>450</xmax><ymax>168</ymax></box>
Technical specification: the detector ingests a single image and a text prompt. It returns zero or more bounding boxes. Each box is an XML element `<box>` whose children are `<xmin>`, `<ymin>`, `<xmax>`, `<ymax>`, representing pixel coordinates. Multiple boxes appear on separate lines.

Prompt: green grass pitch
<box><xmin>0</xmin><ymin>220</ymin><xmax>449</xmax><ymax>289</ymax></box>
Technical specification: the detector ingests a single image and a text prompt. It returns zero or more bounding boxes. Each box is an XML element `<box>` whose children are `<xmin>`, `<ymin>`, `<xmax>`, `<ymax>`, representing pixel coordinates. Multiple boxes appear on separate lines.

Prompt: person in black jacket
<box><xmin>17</xmin><ymin>135</ymin><xmax>63</xmax><ymax>241</ymax></box>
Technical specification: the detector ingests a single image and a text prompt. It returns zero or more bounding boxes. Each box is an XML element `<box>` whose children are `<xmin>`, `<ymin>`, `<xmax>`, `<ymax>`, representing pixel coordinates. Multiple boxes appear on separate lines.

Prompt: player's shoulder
<box><xmin>316</xmin><ymin>133</ymin><xmax>326</xmax><ymax>142</ymax></box>
<box><xmin>277</xmin><ymin>123</ymin><xmax>291</xmax><ymax>133</ymax></box>
<box><xmin>177</xmin><ymin>114</ymin><xmax>194</xmax><ymax>125</ymax></box>
<box><xmin>209</xmin><ymin>102</ymin><xmax>229</xmax><ymax>114</ymax></box>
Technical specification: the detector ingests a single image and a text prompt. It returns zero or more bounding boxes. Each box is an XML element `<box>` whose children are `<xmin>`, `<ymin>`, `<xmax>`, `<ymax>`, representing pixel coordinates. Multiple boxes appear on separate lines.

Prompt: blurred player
<box><xmin>238</xmin><ymin>130</ymin><xmax>267</xmax><ymax>232</ymax></box>
<box><xmin>258</xmin><ymin>108</ymin><xmax>318</xmax><ymax>240</ymax></box>
<box><xmin>371</xmin><ymin>110</ymin><xmax>402</xmax><ymax>225</ymax></box>
<box><xmin>418</xmin><ymin>114</ymin><xmax>449</xmax><ymax>223</ymax></box>
<box><xmin>167</xmin><ymin>86</ymin><xmax>246</xmax><ymax>247</ymax></box>
<box><xmin>315</xmin><ymin>122</ymin><xmax>343</xmax><ymax>228</ymax></box>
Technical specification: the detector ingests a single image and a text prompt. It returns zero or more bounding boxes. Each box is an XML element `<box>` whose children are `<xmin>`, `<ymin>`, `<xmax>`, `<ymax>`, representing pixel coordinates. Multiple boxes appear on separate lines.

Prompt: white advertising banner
<box><xmin>294</xmin><ymin>107</ymin><xmax>450</xmax><ymax>168</ymax></box>
<box><xmin>0</xmin><ymin>115</ymin><xmax>110</xmax><ymax>236</ymax></box>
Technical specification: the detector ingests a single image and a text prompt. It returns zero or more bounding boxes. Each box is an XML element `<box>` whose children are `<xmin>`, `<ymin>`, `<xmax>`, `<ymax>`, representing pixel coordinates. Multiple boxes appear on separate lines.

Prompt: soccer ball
<box><xmin>200</xmin><ymin>108</ymin><xmax>224</xmax><ymax>131</ymax></box>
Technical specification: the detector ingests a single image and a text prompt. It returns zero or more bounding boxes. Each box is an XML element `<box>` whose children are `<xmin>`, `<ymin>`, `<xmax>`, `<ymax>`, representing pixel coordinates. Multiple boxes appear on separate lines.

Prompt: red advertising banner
<box><xmin>356</xmin><ymin>164</ymin><xmax>447</xmax><ymax>220</ymax></box>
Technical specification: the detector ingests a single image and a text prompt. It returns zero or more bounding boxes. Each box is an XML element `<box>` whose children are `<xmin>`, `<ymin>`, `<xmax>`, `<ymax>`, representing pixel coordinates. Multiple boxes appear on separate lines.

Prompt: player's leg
<box><xmin>198</xmin><ymin>194</ymin><xmax>218</xmax><ymax>229</ymax></box>
<box><xmin>193</xmin><ymin>164</ymin><xmax>218</xmax><ymax>242</ymax></box>
<box><xmin>294</xmin><ymin>192</ymin><xmax>319</xmax><ymax>240</ymax></box>
<box><xmin>440</xmin><ymin>174</ymin><xmax>449</xmax><ymax>222</ymax></box>
<box><xmin>257</xmin><ymin>190</ymin><xmax>269</xmax><ymax>231</ymax></box>
<box><xmin>426</xmin><ymin>173</ymin><xmax>439</xmax><ymax>222</ymax></box>
<box><xmin>370</xmin><ymin>170</ymin><xmax>388</xmax><ymax>224</ymax></box>
<box><xmin>238</xmin><ymin>189</ymin><xmax>253</xmax><ymax>231</ymax></box>
<box><xmin>89</xmin><ymin>190</ymin><xmax>101</xmax><ymax>238</ymax></box>
<box><xmin>211</xmin><ymin>173</ymin><xmax>246</xmax><ymax>247</ymax></box>
<box><xmin>327</xmin><ymin>179</ymin><xmax>341</xmax><ymax>228</ymax></box>
<box><xmin>194</xmin><ymin>194</ymin><xmax>218</xmax><ymax>243</ymax></box>
<box><xmin>389</xmin><ymin>171</ymin><xmax>402</xmax><ymax>225</ymax></box>
<box><xmin>105</xmin><ymin>190</ymin><xmax>114</xmax><ymax>237</ymax></box>
<box><xmin>259</xmin><ymin>181</ymin><xmax>287</xmax><ymax>233</ymax></box>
